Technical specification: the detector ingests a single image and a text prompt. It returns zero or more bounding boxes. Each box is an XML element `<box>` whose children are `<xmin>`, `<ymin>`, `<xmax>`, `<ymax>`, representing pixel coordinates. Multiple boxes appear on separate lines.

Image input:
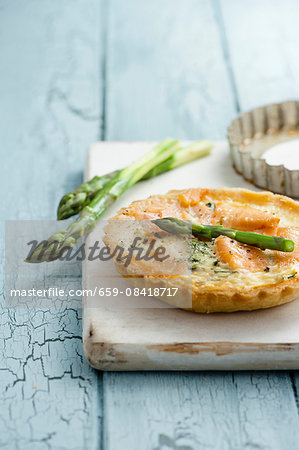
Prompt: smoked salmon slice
<box><xmin>178</xmin><ymin>188</ymin><xmax>207</xmax><ymax>207</ymax></box>
<box><xmin>214</xmin><ymin>203</ymin><xmax>280</xmax><ymax>231</ymax></box>
<box><xmin>125</xmin><ymin>190</ymin><xmax>214</xmax><ymax>222</ymax></box>
<box><xmin>215</xmin><ymin>235</ymin><xmax>270</xmax><ymax>272</ymax></box>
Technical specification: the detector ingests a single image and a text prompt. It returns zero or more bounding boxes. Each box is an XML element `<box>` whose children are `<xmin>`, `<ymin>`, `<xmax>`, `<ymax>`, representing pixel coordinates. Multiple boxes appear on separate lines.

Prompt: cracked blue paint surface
<box><xmin>0</xmin><ymin>1</ymin><xmax>103</xmax><ymax>448</ymax></box>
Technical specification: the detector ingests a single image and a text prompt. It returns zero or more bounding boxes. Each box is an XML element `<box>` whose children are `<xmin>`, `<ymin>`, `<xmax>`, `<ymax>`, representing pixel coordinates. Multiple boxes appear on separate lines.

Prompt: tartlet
<box><xmin>103</xmin><ymin>187</ymin><xmax>299</xmax><ymax>313</ymax></box>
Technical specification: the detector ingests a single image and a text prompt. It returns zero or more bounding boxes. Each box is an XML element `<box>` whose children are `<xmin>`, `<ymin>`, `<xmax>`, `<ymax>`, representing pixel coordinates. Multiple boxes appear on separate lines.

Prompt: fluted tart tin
<box><xmin>227</xmin><ymin>100</ymin><xmax>299</xmax><ymax>198</ymax></box>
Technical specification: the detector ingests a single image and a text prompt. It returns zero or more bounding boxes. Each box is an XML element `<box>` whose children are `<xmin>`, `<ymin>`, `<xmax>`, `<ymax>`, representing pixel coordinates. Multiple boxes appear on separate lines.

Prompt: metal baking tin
<box><xmin>227</xmin><ymin>100</ymin><xmax>299</xmax><ymax>198</ymax></box>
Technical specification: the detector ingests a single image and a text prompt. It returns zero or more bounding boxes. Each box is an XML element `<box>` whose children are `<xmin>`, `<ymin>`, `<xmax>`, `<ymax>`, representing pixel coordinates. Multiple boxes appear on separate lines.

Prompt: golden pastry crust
<box><xmin>103</xmin><ymin>187</ymin><xmax>299</xmax><ymax>313</ymax></box>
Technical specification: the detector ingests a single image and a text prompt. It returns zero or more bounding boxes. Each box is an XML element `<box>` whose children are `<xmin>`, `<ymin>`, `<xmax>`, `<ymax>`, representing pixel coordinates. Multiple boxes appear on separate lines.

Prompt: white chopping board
<box><xmin>83</xmin><ymin>142</ymin><xmax>299</xmax><ymax>370</ymax></box>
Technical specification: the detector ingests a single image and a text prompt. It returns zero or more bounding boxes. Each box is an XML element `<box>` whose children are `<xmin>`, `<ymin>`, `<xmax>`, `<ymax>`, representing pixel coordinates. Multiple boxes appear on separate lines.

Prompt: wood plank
<box><xmin>0</xmin><ymin>1</ymin><xmax>104</xmax><ymax>448</ymax></box>
<box><xmin>104</xmin><ymin>372</ymin><xmax>299</xmax><ymax>449</ymax></box>
<box><xmin>105</xmin><ymin>0</ymin><xmax>237</xmax><ymax>141</ymax></box>
<box><xmin>103</xmin><ymin>1</ymin><xmax>299</xmax><ymax>448</ymax></box>
<box><xmin>219</xmin><ymin>0</ymin><xmax>299</xmax><ymax>111</ymax></box>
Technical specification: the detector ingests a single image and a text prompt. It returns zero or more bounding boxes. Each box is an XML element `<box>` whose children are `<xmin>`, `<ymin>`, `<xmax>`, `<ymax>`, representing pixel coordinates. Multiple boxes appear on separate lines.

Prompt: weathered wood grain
<box><xmin>104</xmin><ymin>372</ymin><xmax>299</xmax><ymax>450</ymax></box>
<box><xmin>0</xmin><ymin>1</ymin><xmax>103</xmax><ymax>448</ymax></box>
<box><xmin>105</xmin><ymin>0</ymin><xmax>237</xmax><ymax>140</ymax></box>
<box><xmin>219</xmin><ymin>0</ymin><xmax>299</xmax><ymax>111</ymax></box>
<box><xmin>103</xmin><ymin>1</ymin><xmax>299</xmax><ymax>449</ymax></box>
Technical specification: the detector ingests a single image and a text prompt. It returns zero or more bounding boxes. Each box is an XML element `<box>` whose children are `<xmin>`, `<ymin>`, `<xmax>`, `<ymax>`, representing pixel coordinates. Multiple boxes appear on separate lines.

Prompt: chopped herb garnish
<box><xmin>214</xmin><ymin>269</ymin><xmax>239</xmax><ymax>274</ymax></box>
<box><xmin>190</xmin><ymin>239</ymin><xmax>215</xmax><ymax>269</ymax></box>
<box><xmin>287</xmin><ymin>272</ymin><xmax>297</xmax><ymax>279</ymax></box>
<box><xmin>205</xmin><ymin>202</ymin><xmax>215</xmax><ymax>211</ymax></box>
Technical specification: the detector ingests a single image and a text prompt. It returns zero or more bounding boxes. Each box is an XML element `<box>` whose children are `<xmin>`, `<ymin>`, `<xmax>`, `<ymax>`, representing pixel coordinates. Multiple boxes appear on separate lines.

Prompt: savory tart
<box><xmin>103</xmin><ymin>187</ymin><xmax>299</xmax><ymax>313</ymax></box>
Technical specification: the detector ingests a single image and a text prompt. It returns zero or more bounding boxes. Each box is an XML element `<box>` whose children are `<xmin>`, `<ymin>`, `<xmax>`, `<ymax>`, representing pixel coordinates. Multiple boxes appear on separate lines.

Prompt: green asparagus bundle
<box><xmin>57</xmin><ymin>170</ymin><xmax>119</xmax><ymax>220</ymax></box>
<box><xmin>152</xmin><ymin>217</ymin><xmax>295</xmax><ymax>252</ymax></box>
<box><xmin>57</xmin><ymin>141</ymin><xmax>213</xmax><ymax>220</ymax></box>
<box><xmin>26</xmin><ymin>139</ymin><xmax>182</xmax><ymax>263</ymax></box>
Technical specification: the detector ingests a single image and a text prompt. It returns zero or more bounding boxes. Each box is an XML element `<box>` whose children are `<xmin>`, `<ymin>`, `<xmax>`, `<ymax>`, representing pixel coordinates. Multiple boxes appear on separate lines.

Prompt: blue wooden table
<box><xmin>1</xmin><ymin>1</ymin><xmax>299</xmax><ymax>448</ymax></box>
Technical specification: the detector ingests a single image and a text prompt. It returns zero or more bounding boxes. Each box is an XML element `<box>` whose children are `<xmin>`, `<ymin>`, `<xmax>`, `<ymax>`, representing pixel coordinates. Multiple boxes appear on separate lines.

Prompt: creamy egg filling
<box><xmin>190</xmin><ymin>238</ymin><xmax>298</xmax><ymax>288</ymax></box>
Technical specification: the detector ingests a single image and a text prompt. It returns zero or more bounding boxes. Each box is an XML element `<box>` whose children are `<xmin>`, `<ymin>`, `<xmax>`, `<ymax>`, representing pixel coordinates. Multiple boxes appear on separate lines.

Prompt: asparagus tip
<box><xmin>283</xmin><ymin>239</ymin><xmax>295</xmax><ymax>252</ymax></box>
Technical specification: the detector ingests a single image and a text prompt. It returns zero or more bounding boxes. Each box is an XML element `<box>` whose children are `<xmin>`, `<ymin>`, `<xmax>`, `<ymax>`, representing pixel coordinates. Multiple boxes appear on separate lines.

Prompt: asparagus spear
<box><xmin>26</xmin><ymin>139</ymin><xmax>180</xmax><ymax>263</ymax></box>
<box><xmin>57</xmin><ymin>141</ymin><xmax>213</xmax><ymax>220</ymax></box>
<box><xmin>142</xmin><ymin>140</ymin><xmax>212</xmax><ymax>179</ymax></box>
<box><xmin>57</xmin><ymin>170</ymin><xmax>118</xmax><ymax>220</ymax></box>
<box><xmin>152</xmin><ymin>217</ymin><xmax>295</xmax><ymax>252</ymax></box>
